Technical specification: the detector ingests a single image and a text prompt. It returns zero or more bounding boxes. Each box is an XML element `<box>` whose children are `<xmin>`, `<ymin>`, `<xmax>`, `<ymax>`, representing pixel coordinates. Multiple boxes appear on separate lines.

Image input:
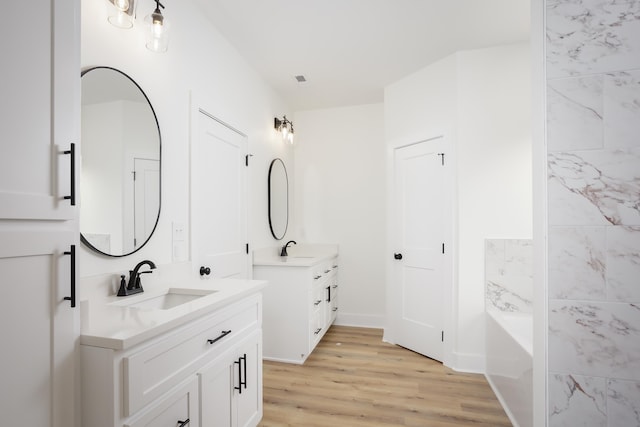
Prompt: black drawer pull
<box><xmin>63</xmin><ymin>245</ymin><xmax>76</xmax><ymax>308</ymax></box>
<box><xmin>177</xmin><ymin>419</ymin><xmax>190</xmax><ymax>427</ymax></box>
<box><xmin>314</xmin><ymin>328</ymin><xmax>322</xmax><ymax>335</ymax></box>
<box><xmin>63</xmin><ymin>143</ymin><xmax>76</xmax><ymax>206</ymax></box>
<box><xmin>314</xmin><ymin>300</ymin><xmax>322</xmax><ymax>306</ymax></box>
<box><xmin>207</xmin><ymin>330</ymin><xmax>232</xmax><ymax>345</ymax></box>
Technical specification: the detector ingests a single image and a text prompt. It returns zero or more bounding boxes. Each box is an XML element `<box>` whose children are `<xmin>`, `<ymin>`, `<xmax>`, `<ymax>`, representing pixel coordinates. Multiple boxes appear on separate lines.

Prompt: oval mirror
<box><xmin>268</xmin><ymin>158</ymin><xmax>288</xmax><ymax>240</ymax></box>
<box><xmin>80</xmin><ymin>66</ymin><xmax>161</xmax><ymax>257</ymax></box>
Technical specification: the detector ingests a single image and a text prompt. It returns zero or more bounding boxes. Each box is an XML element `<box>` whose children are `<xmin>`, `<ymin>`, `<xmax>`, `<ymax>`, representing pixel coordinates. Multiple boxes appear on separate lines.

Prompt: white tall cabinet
<box><xmin>0</xmin><ymin>1</ymin><xmax>80</xmax><ymax>426</ymax></box>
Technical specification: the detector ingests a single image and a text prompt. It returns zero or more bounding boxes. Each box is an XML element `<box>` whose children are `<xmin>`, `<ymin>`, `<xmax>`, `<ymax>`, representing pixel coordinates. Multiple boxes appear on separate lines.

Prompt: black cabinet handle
<box><xmin>394</xmin><ymin>253</ymin><xmax>403</xmax><ymax>260</ymax></box>
<box><xmin>177</xmin><ymin>419</ymin><xmax>190</xmax><ymax>427</ymax></box>
<box><xmin>199</xmin><ymin>266</ymin><xmax>211</xmax><ymax>276</ymax></box>
<box><xmin>207</xmin><ymin>330</ymin><xmax>231</xmax><ymax>345</ymax></box>
<box><xmin>333</xmin><ymin>307</ymin><xmax>338</xmax><ymax>312</ymax></box>
<box><xmin>234</xmin><ymin>354</ymin><xmax>247</xmax><ymax>394</ymax></box>
<box><xmin>63</xmin><ymin>245</ymin><xmax>76</xmax><ymax>308</ymax></box>
<box><xmin>314</xmin><ymin>300</ymin><xmax>321</xmax><ymax>306</ymax></box>
<box><xmin>63</xmin><ymin>143</ymin><xmax>76</xmax><ymax>206</ymax></box>
<box><xmin>326</xmin><ymin>286</ymin><xmax>331</xmax><ymax>302</ymax></box>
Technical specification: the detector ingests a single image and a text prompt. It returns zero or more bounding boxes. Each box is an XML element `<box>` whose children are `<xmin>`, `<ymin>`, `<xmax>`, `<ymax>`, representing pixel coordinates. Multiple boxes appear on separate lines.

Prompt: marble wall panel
<box><xmin>548</xmin><ymin>301</ymin><xmax>640</xmax><ymax>380</ymax></box>
<box><xmin>607</xmin><ymin>378</ymin><xmax>640</xmax><ymax>426</ymax></box>
<box><xmin>604</xmin><ymin>70</ymin><xmax>640</xmax><ymax>148</ymax></box>
<box><xmin>548</xmin><ymin>148</ymin><xmax>640</xmax><ymax>226</ymax></box>
<box><xmin>547</xmin><ymin>76</ymin><xmax>603</xmax><ymax>151</ymax></box>
<box><xmin>548</xmin><ymin>226</ymin><xmax>606</xmax><ymax>300</ymax></box>
<box><xmin>547</xmin><ymin>0</ymin><xmax>640</xmax><ymax>78</ymax></box>
<box><xmin>606</xmin><ymin>226</ymin><xmax>640</xmax><ymax>303</ymax></box>
<box><xmin>485</xmin><ymin>239</ymin><xmax>533</xmax><ymax>313</ymax></box>
<box><xmin>548</xmin><ymin>373</ymin><xmax>607</xmax><ymax>426</ymax></box>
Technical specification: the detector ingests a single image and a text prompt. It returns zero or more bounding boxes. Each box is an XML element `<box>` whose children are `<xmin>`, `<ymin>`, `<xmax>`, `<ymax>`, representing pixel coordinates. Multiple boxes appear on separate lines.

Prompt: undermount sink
<box><xmin>118</xmin><ymin>288</ymin><xmax>216</xmax><ymax>310</ymax></box>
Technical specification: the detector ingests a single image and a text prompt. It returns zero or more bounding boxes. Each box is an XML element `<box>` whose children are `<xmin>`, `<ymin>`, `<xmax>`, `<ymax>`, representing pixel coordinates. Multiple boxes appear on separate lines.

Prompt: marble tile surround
<box><xmin>485</xmin><ymin>239</ymin><xmax>533</xmax><ymax>313</ymax></box>
<box><xmin>546</xmin><ymin>0</ymin><xmax>640</xmax><ymax>424</ymax></box>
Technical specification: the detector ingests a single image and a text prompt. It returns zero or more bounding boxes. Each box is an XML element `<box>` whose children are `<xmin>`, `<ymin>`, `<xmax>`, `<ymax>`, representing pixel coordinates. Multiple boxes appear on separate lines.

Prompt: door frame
<box><xmin>384</xmin><ymin>134</ymin><xmax>456</xmax><ymax>368</ymax></box>
<box><xmin>189</xmin><ymin>91</ymin><xmax>251</xmax><ymax>278</ymax></box>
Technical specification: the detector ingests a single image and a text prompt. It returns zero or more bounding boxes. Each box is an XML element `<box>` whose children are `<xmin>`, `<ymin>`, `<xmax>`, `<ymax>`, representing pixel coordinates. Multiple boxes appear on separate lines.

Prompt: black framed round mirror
<box><xmin>268</xmin><ymin>158</ymin><xmax>288</xmax><ymax>240</ymax></box>
<box><xmin>80</xmin><ymin>66</ymin><xmax>161</xmax><ymax>257</ymax></box>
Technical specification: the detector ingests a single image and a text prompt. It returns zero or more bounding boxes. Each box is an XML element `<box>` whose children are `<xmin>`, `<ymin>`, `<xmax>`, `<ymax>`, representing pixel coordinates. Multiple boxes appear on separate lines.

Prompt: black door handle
<box><xmin>199</xmin><ymin>266</ymin><xmax>211</xmax><ymax>276</ymax></box>
<box><xmin>63</xmin><ymin>245</ymin><xmax>76</xmax><ymax>307</ymax></box>
<box><xmin>177</xmin><ymin>419</ymin><xmax>190</xmax><ymax>427</ymax></box>
<box><xmin>394</xmin><ymin>253</ymin><xmax>403</xmax><ymax>260</ymax></box>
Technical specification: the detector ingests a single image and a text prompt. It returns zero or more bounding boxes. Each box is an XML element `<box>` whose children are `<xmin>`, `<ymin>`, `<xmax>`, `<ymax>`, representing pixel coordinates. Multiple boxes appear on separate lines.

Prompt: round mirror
<box><xmin>80</xmin><ymin>66</ymin><xmax>161</xmax><ymax>257</ymax></box>
<box><xmin>268</xmin><ymin>158</ymin><xmax>288</xmax><ymax>240</ymax></box>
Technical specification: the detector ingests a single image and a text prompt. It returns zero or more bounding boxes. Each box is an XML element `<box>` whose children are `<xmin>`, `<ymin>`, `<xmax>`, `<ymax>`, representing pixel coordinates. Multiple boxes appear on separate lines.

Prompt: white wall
<box><xmin>456</xmin><ymin>44</ymin><xmax>532</xmax><ymax>363</ymax></box>
<box><xmin>293</xmin><ymin>104</ymin><xmax>386</xmax><ymax>326</ymax></box>
<box><xmin>79</xmin><ymin>0</ymin><xmax>293</xmax><ymax>278</ymax></box>
<box><xmin>384</xmin><ymin>43</ymin><xmax>532</xmax><ymax>371</ymax></box>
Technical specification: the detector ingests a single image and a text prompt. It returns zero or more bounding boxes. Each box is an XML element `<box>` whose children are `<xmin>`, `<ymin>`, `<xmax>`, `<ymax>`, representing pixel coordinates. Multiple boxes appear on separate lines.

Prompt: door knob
<box><xmin>394</xmin><ymin>253</ymin><xmax>403</xmax><ymax>260</ymax></box>
<box><xmin>200</xmin><ymin>266</ymin><xmax>211</xmax><ymax>276</ymax></box>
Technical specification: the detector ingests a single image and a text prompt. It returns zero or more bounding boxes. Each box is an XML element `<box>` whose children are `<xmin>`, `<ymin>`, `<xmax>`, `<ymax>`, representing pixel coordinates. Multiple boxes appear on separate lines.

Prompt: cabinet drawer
<box><xmin>124</xmin><ymin>377</ymin><xmax>198</xmax><ymax>427</ymax></box>
<box><xmin>123</xmin><ymin>297</ymin><xmax>259</xmax><ymax>416</ymax></box>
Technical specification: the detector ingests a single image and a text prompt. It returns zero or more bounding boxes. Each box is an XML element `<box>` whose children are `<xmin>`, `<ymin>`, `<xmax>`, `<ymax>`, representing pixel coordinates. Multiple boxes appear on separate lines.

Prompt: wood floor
<box><xmin>259</xmin><ymin>326</ymin><xmax>511</xmax><ymax>427</ymax></box>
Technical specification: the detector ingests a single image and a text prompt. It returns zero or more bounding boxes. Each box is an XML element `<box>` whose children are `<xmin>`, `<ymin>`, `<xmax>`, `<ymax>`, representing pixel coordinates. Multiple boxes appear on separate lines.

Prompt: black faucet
<box><xmin>125</xmin><ymin>260</ymin><xmax>156</xmax><ymax>295</ymax></box>
<box><xmin>280</xmin><ymin>240</ymin><xmax>297</xmax><ymax>257</ymax></box>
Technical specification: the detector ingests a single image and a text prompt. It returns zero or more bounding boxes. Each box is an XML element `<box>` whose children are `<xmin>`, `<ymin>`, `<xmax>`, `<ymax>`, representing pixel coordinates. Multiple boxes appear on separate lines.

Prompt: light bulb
<box><xmin>113</xmin><ymin>0</ymin><xmax>129</xmax><ymax>12</ymax></box>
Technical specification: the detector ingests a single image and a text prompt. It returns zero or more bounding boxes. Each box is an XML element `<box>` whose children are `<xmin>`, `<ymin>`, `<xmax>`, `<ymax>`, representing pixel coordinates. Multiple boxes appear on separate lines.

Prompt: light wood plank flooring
<box><xmin>259</xmin><ymin>326</ymin><xmax>511</xmax><ymax>427</ymax></box>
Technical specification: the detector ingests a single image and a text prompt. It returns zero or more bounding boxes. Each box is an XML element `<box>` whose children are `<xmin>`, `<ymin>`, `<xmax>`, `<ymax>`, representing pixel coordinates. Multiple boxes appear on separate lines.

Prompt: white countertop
<box><xmin>252</xmin><ymin>243</ymin><xmax>338</xmax><ymax>267</ymax></box>
<box><xmin>80</xmin><ymin>278</ymin><xmax>267</xmax><ymax>351</ymax></box>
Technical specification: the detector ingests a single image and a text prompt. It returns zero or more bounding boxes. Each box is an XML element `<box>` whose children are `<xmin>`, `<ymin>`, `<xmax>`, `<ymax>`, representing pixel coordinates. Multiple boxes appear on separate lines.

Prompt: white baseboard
<box><xmin>450</xmin><ymin>351</ymin><xmax>485</xmax><ymax>374</ymax></box>
<box><xmin>334</xmin><ymin>313</ymin><xmax>386</xmax><ymax>329</ymax></box>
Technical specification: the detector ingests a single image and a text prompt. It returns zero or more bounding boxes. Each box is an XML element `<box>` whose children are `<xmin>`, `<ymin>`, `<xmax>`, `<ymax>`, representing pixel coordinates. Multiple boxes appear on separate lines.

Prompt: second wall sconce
<box><xmin>105</xmin><ymin>0</ymin><xmax>170</xmax><ymax>53</ymax></box>
<box><xmin>274</xmin><ymin>115</ymin><xmax>294</xmax><ymax>144</ymax></box>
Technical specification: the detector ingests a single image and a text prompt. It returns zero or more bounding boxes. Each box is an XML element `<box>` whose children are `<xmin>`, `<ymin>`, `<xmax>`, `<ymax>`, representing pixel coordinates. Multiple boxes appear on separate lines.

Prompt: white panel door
<box><xmin>392</xmin><ymin>138</ymin><xmax>447</xmax><ymax>361</ymax></box>
<box><xmin>132</xmin><ymin>158</ymin><xmax>160</xmax><ymax>252</ymax></box>
<box><xmin>192</xmin><ymin>111</ymin><xmax>248</xmax><ymax>279</ymax></box>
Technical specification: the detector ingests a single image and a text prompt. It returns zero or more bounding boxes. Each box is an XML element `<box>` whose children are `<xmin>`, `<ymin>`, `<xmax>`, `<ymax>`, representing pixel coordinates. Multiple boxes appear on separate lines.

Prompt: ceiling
<box><xmin>191</xmin><ymin>0</ymin><xmax>531</xmax><ymax>111</ymax></box>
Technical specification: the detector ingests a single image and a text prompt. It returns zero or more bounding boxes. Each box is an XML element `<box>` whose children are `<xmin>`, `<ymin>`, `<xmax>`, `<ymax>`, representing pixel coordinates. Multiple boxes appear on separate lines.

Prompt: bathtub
<box><xmin>485</xmin><ymin>309</ymin><xmax>533</xmax><ymax>427</ymax></box>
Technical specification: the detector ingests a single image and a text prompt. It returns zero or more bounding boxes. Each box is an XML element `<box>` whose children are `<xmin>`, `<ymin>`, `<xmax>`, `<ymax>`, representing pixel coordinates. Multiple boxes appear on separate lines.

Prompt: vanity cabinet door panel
<box><xmin>124</xmin><ymin>377</ymin><xmax>199</xmax><ymax>427</ymax></box>
<box><xmin>0</xmin><ymin>230</ymin><xmax>77</xmax><ymax>427</ymax></box>
<box><xmin>199</xmin><ymin>330</ymin><xmax>262</xmax><ymax>427</ymax></box>
<box><xmin>0</xmin><ymin>0</ymin><xmax>79</xmax><ymax>221</ymax></box>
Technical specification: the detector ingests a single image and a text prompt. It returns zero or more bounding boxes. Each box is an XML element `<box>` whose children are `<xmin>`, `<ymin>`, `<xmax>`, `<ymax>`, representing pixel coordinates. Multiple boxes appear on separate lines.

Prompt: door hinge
<box><xmin>441</xmin><ymin>331</ymin><xmax>444</xmax><ymax>342</ymax></box>
<box><xmin>437</xmin><ymin>153</ymin><xmax>445</xmax><ymax>165</ymax></box>
<box><xmin>246</xmin><ymin>243</ymin><xmax>249</xmax><ymax>254</ymax></box>
<box><xmin>442</xmin><ymin>243</ymin><xmax>445</xmax><ymax>254</ymax></box>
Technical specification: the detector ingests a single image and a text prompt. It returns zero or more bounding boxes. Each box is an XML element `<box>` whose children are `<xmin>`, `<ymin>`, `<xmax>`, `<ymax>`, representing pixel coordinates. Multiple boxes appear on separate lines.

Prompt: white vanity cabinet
<box><xmin>81</xmin><ymin>292</ymin><xmax>263</xmax><ymax>427</ymax></box>
<box><xmin>254</xmin><ymin>256</ymin><xmax>338</xmax><ymax>364</ymax></box>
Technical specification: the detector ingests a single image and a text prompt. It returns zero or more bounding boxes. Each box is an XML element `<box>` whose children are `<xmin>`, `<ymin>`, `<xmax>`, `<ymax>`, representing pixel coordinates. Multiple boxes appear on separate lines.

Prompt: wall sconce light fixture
<box><xmin>104</xmin><ymin>0</ymin><xmax>170</xmax><ymax>53</ymax></box>
<box><xmin>145</xmin><ymin>0</ymin><xmax>170</xmax><ymax>53</ymax></box>
<box><xmin>106</xmin><ymin>0</ymin><xmax>136</xmax><ymax>29</ymax></box>
<box><xmin>274</xmin><ymin>116</ymin><xmax>294</xmax><ymax>144</ymax></box>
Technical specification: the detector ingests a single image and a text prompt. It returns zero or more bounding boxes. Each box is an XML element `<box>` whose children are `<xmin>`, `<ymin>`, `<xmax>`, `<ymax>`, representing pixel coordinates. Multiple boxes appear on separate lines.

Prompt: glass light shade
<box><xmin>281</xmin><ymin>123</ymin><xmax>289</xmax><ymax>138</ymax></box>
<box><xmin>145</xmin><ymin>12</ymin><xmax>170</xmax><ymax>53</ymax></box>
<box><xmin>106</xmin><ymin>0</ymin><xmax>134</xmax><ymax>29</ymax></box>
<box><xmin>287</xmin><ymin>132</ymin><xmax>294</xmax><ymax>144</ymax></box>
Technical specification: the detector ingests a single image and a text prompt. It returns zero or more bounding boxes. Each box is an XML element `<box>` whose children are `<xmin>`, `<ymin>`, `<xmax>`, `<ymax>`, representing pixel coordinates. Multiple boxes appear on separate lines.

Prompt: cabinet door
<box><xmin>199</xmin><ymin>350</ymin><xmax>235</xmax><ymax>427</ymax></box>
<box><xmin>0</xmin><ymin>0</ymin><xmax>80</xmax><ymax>221</ymax></box>
<box><xmin>125</xmin><ymin>378</ymin><xmax>199</xmax><ymax>427</ymax></box>
<box><xmin>199</xmin><ymin>330</ymin><xmax>262</xmax><ymax>427</ymax></box>
<box><xmin>235</xmin><ymin>330</ymin><xmax>262</xmax><ymax>427</ymax></box>
<box><xmin>0</xmin><ymin>230</ymin><xmax>77</xmax><ymax>427</ymax></box>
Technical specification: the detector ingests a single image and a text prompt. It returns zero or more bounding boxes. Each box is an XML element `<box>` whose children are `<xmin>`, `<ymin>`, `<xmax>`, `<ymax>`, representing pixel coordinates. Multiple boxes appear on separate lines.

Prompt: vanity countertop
<box><xmin>252</xmin><ymin>243</ymin><xmax>338</xmax><ymax>267</ymax></box>
<box><xmin>80</xmin><ymin>278</ymin><xmax>267</xmax><ymax>351</ymax></box>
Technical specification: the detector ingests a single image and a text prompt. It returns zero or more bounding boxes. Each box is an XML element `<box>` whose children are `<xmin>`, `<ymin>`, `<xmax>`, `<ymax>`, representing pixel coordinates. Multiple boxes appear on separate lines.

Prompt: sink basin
<box><xmin>118</xmin><ymin>288</ymin><xmax>216</xmax><ymax>310</ymax></box>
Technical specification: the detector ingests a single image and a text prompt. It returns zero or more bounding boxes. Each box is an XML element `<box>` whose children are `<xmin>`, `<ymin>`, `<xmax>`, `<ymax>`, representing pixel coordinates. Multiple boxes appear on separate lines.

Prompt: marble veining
<box><xmin>607</xmin><ymin>378</ymin><xmax>640</xmax><ymax>426</ymax></box>
<box><xmin>547</xmin><ymin>0</ymin><xmax>640</xmax><ymax>78</ymax></box>
<box><xmin>548</xmin><ymin>148</ymin><xmax>640</xmax><ymax>226</ymax></box>
<box><xmin>549</xmin><ymin>373</ymin><xmax>607</xmax><ymax>426</ymax></box>
<box><xmin>549</xmin><ymin>301</ymin><xmax>640</xmax><ymax>380</ymax></box>
<box><xmin>606</xmin><ymin>226</ymin><xmax>640</xmax><ymax>303</ymax></box>
<box><xmin>604</xmin><ymin>70</ymin><xmax>640</xmax><ymax>148</ymax></box>
<box><xmin>547</xmin><ymin>75</ymin><xmax>603</xmax><ymax>151</ymax></box>
<box><xmin>485</xmin><ymin>239</ymin><xmax>533</xmax><ymax>313</ymax></box>
<box><xmin>549</xmin><ymin>226</ymin><xmax>606</xmax><ymax>300</ymax></box>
